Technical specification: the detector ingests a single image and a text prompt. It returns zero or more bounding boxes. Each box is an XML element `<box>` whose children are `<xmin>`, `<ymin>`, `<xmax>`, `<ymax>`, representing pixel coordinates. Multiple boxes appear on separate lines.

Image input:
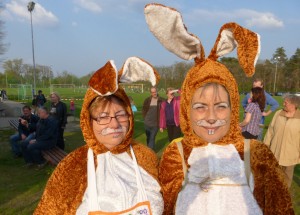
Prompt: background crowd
<box><xmin>8</xmin><ymin>90</ymin><xmax>68</xmax><ymax>169</ymax></box>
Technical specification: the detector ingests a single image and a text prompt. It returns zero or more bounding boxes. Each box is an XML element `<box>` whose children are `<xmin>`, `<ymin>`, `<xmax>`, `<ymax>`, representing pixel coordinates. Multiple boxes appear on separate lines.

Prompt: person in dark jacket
<box><xmin>22</xmin><ymin>106</ymin><xmax>58</xmax><ymax>168</ymax></box>
<box><xmin>142</xmin><ymin>87</ymin><xmax>164</xmax><ymax>150</ymax></box>
<box><xmin>49</xmin><ymin>92</ymin><xmax>67</xmax><ymax>150</ymax></box>
<box><xmin>9</xmin><ymin>105</ymin><xmax>39</xmax><ymax>158</ymax></box>
<box><xmin>36</xmin><ymin>90</ymin><xmax>47</xmax><ymax>107</ymax></box>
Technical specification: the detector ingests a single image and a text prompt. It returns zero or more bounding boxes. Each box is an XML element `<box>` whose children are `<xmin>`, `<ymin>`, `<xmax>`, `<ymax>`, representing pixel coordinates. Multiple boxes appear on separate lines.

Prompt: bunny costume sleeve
<box><xmin>145</xmin><ymin>3</ymin><xmax>294</xmax><ymax>215</ymax></box>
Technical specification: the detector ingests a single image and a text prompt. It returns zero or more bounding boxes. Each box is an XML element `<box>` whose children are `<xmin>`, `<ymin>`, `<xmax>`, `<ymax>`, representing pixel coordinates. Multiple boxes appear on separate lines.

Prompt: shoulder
<box><xmin>264</xmin><ymin>91</ymin><xmax>271</xmax><ymax>97</ymax></box>
<box><xmin>36</xmin><ymin>146</ymin><xmax>88</xmax><ymax>213</ymax></box>
<box><xmin>160</xmin><ymin>138</ymin><xmax>184</xmax><ymax>163</ymax></box>
<box><xmin>132</xmin><ymin>142</ymin><xmax>158</xmax><ymax>164</ymax></box>
<box><xmin>250</xmin><ymin>139</ymin><xmax>278</xmax><ymax>167</ymax></box>
<box><xmin>32</xmin><ymin>114</ymin><xmax>39</xmax><ymax>121</ymax></box>
<box><xmin>60</xmin><ymin>146</ymin><xmax>88</xmax><ymax>169</ymax></box>
<box><xmin>60</xmin><ymin>101</ymin><xmax>67</xmax><ymax>106</ymax></box>
<box><xmin>158</xmin><ymin>96</ymin><xmax>165</xmax><ymax>102</ymax></box>
<box><xmin>49</xmin><ymin>116</ymin><xmax>58</xmax><ymax>123</ymax></box>
<box><xmin>143</xmin><ymin>97</ymin><xmax>151</xmax><ymax>103</ymax></box>
<box><xmin>132</xmin><ymin>142</ymin><xmax>159</xmax><ymax>179</ymax></box>
<box><xmin>50</xmin><ymin>146</ymin><xmax>88</xmax><ymax>183</ymax></box>
<box><xmin>245</xmin><ymin>102</ymin><xmax>256</xmax><ymax>110</ymax></box>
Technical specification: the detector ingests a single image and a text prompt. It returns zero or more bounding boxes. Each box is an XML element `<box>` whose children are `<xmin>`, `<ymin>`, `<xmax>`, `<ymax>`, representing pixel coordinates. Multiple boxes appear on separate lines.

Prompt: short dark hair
<box><xmin>22</xmin><ymin>105</ymin><xmax>31</xmax><ymax>111</ymax></box>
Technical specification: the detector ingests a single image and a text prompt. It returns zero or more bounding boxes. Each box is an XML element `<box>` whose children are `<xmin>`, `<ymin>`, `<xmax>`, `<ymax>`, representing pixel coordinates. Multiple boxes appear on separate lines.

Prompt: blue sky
<box><xmin>1</xmin><ymin>0</ymin><xmax>300</xmax><ymax>77</ymax></box>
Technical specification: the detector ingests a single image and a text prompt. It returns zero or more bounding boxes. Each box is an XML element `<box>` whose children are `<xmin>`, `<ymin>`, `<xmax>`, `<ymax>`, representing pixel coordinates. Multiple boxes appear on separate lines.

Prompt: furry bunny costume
<box><xmin>35</xmin><ymin>57</ymin><xmax>164</xmax><ymax>214</ymax></box>
<box><xmin>144</xmin><ymin>3</ymin><xmax>294</xmax><ymax>215</ymax></box>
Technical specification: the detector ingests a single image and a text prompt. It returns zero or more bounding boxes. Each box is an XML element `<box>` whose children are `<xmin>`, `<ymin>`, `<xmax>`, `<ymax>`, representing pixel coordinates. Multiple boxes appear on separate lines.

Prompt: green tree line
<box><xmin>1</xmin><ymin>47</ymin><xmax>300</xmax><ymax>93</ymax></box>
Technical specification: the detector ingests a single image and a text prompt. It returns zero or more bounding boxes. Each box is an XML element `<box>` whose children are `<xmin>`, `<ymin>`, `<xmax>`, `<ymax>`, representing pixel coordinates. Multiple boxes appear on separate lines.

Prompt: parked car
<box><xmin>295</xmin><ymin>92</ymin><xmax>300</xmax><ymax>96</ymax></box>
<box><xmin>275</xmin><ymin>92</ymin><xmax>283</xmax><ymax>96</ymax></box>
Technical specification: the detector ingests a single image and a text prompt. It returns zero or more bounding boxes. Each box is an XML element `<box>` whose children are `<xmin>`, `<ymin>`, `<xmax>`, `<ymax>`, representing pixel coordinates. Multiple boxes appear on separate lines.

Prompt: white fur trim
<box><xmin>119</xmin><ymin>57</ymin><xmax>157</xmax><ymax>86</ymax></box>
<box><xmin>145</xmin><ymin>4</ymin><xmax>200</xmax><ymax>60</ymax></box>
<box><xmin>253</xmin><ymin>33</ymin><xmax>261</xmax><ymax>66</ymax></box>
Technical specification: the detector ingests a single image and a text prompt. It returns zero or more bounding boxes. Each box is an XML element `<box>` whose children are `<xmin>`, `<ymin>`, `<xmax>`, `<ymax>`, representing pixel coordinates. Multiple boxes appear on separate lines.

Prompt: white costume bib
<box><xmin>76</xmin><ymin>146</ymin><xmax>163</xmax><ymax>215</ymax></box>
<box><xmin>176</xmin><ymin>143</ymin><xmax>262</xmax><ymax>215</ymax></box>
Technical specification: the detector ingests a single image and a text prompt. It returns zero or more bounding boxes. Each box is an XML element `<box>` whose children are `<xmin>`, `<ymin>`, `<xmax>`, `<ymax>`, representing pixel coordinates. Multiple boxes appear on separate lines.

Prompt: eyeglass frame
<box><xmin>91</xmin><ymin>112</ymin><xmax>130</xmax><ymax>125</ymax></box>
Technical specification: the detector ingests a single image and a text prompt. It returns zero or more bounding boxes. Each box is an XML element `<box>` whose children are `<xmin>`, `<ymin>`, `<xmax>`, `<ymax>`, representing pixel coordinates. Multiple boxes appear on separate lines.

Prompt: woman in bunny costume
<box><xmin>145</xmin><ymin>3</ymin><xmax>294</xmax><ymax>215</ymax></box>
<box><xmin>35</xmin><ymin>57</ymin><xmax>164</xmax><ymax>214</ymax></box>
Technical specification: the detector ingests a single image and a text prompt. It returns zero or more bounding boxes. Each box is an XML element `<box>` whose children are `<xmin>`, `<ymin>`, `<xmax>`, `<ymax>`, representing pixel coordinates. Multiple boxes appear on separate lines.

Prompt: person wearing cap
<box><xmin>35</xmin><ymin>57</ymin><xmax>163</xmax><ymax>214</ymax></box>
<box><xmin>145</xmin><ymin>4</ymin><xmax>294</xmax><ymax>214</ymax></box>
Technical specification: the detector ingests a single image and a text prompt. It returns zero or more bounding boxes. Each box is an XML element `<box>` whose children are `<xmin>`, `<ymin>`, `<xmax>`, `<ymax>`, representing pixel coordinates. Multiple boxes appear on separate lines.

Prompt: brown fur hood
<box><xmin>80</xmin><ymin>57</ymin><xmax>160</xmax><ymax>154</ymax></box>
<box><xmin>145</xmin><ymin>4</ymin><xmax>260</xmax><ymax>147</ymax></box>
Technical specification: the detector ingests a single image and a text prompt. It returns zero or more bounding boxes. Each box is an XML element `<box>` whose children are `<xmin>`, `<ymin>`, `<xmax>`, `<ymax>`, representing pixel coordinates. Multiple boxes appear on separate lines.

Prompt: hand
<box><xmin>29</xmin><ymin>139</ymin><xmax>37</xmax><ymax>144</ymax></box>
<box><xmin>239</xmin><ymin>123</ymin><xmax>243</xmax><ymax>130</ymax></box>
<box><xmin>20</xmin><ymin>118</ymin><xmax>28</xmax><ymax>126</ymax></box>
<box><xmin>21</xmin><ymin>134</ymin><xmax>27</xmax><ymax>140</ymax></box>
<box><xmin>170</xmin><ymin>89</ymin><xmax>179</xmax><ymax>94</ymax></box>
<box><xmin>160</xmin><ymin>128</ymin><xmax>164</xmax><ymax>132</ymax></box>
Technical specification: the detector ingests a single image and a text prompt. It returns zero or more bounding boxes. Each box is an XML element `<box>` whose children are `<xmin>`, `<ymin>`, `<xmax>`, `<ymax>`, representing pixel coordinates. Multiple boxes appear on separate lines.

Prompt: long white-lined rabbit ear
<box><xmin>89</xmin><ymin>60</ymin><xmax>118</xmax><ymax>96</ymax></box>
<box><xmin>209</xmin><ymin>22</ymin><xmax>261</xmax><ymax>77</ymax></box>
<box><xmin>145</xmin><ymin>3</ymin><xmax>203</xmax><ymax>61</ymax></box>
<box><xmin>119</xmin><ymin>57</ymin><xmax>160</xmax><ymax>86</ymax></box>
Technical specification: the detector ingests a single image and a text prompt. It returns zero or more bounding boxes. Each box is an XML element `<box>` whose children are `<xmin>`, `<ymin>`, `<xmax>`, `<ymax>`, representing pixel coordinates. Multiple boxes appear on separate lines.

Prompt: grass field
<box><xmin>0</xmin><ymin>90</ymin><xmax>299</xmax><ymax>214</ymax></box>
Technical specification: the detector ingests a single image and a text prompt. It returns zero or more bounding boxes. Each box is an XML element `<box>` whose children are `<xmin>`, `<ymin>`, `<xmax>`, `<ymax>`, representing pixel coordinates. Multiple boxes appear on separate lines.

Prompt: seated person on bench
<box><xmin>9</xmin><ymin>105</ymin><xmax>39</xmax><ymax>158</ymax></box>
<box><xmin>21</xmin><ymin>106</ymin><xmax>58</xmax><ymax>168</ymax></box>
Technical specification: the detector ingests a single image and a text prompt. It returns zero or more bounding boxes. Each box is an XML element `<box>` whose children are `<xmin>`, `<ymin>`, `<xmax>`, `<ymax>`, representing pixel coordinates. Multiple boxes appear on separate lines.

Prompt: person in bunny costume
<box><xmin>34</xmin><ymin>57</ymin><xmax>164</xmax><ymax>214</ymax></box>
<box><xmin>145</xmin><ymin>3</ymin><xmax>294</xmax><ymax>215</ymax></box>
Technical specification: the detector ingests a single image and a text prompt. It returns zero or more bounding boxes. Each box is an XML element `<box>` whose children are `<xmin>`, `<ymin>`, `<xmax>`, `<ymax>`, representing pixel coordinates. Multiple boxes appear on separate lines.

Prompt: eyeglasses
<box><xmin>91</xmin><ymin>113</ymin><xmax>129</xmax><ymax>125</ymax></box>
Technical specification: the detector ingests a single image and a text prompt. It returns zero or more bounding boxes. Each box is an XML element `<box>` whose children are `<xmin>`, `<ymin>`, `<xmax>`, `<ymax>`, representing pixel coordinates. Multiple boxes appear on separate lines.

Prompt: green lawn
<box><xmin>0</xmin><ymin>92</ymin><xmax>299</xmax><ymax>214</ymax></box>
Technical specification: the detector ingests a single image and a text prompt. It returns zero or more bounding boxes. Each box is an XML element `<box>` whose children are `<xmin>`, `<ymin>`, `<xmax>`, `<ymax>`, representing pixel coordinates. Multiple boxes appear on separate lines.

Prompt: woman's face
<box><xmin>283</xmin><ymin>99</ymin><xmax>296</xmax><ymax>112</ymax></box>
<box><xmin>190</xmin><ymin>84</ymin><xmax>231</xmax><ymax>143</ymax></box>
<box><xmin>91</xmin><ymin>98</ymin><xmax>129</xmax><ymax>149</ymax></box>
<box><xmin>50</xmin><ymin>94</ymin><xmax>59</xmax><ymax>103</ymax></box>
<box><xmin>167</xmin><ymin>90</ymin><xmax>175</xmax><ymax>100</ymax></box>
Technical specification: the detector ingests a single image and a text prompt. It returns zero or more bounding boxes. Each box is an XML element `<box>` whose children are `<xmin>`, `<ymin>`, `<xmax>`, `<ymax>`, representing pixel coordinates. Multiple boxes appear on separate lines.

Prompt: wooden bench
<box><xmin>8</xmin><ymin>119</ymin><xmax>67</xmax><ymax>166</ymax></box>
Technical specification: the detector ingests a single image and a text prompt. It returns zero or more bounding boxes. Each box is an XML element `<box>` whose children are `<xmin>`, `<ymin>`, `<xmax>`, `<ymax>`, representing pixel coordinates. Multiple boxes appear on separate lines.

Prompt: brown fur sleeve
<box><xmin>250</xmin><ymin>140</ymin><xmax>294</xmax><ymax>215</ymax></box>
<box><xmin>158</xmin><ymin>141</ymin><xmax>191</xmax><ymax>215</ymax></box>
<box><xmin>34</xmin><ymin>146</ymin><xmax>89</xmax><ymax>215</ymax></box>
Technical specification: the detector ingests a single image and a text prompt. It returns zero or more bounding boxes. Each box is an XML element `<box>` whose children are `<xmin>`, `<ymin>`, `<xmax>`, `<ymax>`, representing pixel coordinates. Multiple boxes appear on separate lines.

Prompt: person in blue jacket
<box><xmin>22</xmin><ymin>106</ymin><xmax>58</xmax><ymax>168</ymax></box>
<box><xmin>242</xmin><ymin>78</ymin><xmax>279</xmax><ymax>140</ymax></box>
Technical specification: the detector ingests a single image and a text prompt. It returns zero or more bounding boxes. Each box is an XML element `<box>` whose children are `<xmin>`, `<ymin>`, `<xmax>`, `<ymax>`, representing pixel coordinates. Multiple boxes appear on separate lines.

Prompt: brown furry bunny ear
<box><xmin>118</xmin><ymin>57</ymin><xmax>160</xmax><ymax>86</ymax></box>
<box><xmin>209</xmin><ymin>22</ymin><xmax>261</xmax><ymax>77</ymax></box>
<box><xmin>144</xmin><ymin>3</ymin><xmax>204</xmax><ymax>62</ymax></box>
<box><xmin>88</xmin><ymin>60</ymin><xmax>118</xmax><ymax>96</ymax></box>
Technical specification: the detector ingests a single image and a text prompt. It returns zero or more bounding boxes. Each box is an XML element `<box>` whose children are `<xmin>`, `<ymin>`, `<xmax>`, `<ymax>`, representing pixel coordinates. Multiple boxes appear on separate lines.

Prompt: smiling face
<box><xmin>90</xmin><ymin>96</ymin><xmax>130</xmax><ymax>150</ymax></box>
<box><xmin>190</xmin><ymin>83</ymin><xmax>231</xmax><ymax>143</ymax></box>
